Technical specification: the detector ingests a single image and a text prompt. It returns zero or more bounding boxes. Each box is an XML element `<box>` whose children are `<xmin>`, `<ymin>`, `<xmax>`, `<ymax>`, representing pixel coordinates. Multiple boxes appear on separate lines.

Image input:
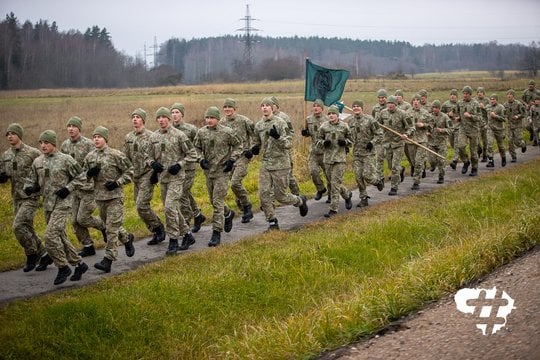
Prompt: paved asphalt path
<box><xmin>1</xmin><ymin>148</ymin><xmax>538</xmax><ymax>306</ymax></box>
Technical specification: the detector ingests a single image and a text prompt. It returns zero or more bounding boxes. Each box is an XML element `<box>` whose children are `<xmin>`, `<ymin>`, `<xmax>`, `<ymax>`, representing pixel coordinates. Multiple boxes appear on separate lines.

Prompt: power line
<box><xmin>237</xmin><ymin>4</ymin><xmax>259</xmax><ymax>66</ymax></box>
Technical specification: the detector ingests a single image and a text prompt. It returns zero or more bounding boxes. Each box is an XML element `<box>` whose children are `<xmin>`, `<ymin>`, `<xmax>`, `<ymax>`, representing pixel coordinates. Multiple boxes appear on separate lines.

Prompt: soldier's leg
<box><xmin>13</xmin><ymin>199</ymin><xmax>44</xmax><ymax>257</ymax></box>
<box><xmin>452</xmin><ymin>128</ymin><xmax>460</xmax><ymax>162</ymax></box>
<box><xmin>308</xmin><ymin>152</ymin><xmax>326</xmax><ymax>192</ymax></box>
<box><xmin>353</xmin><ymin>157</ymin><xmax>367</xmax><ymax>198</ymax></box>
<box><xmin>213</xmin><ymin>175</ymin><xmax>230</xmax><ymax>233</ymax></box>
<box><xmin>164</xmin><ymin>178</ymin><xmax>189</xmax><ymax>239</ymax></box>
<box><xmin>103</xmin><ymin>198</ymin><xmax>124</xmax><ymax>261</ymax></box>
<box><xmin>412</xmin><ymin>146</ymin><xmax>427</xmax><ymax>185</ymax></box>
<box><xmin>457</xmin><ymin>129</ymin><xmax>470</xmax><ymax>164</ymax></box>
<box><xmin>181</xmin><ymin>169</ymin><xmax>196</xmax><ymax>223</ymax></box>
<box><xmin>469</xmin><ymin>132</ymin><xmax>479</xmax><ymax>172</ymax></box>
<box><xmin>507</xmin><ymin>128</ymin><xmax>517</xmax><ymax>159</ymax></box>
<box><xmin>43</xmin><ymin>209</ymin><xmax>72</xmax><ymax>268</ymax></box>
<box><xmin>326</xmin><ymin>164</ymin><xmax>339</xmax><ymax>211</ymax></box>
<box><xmin>135</xmin><ymin>175</ymin><xmax>162</xmax><ymax>230</ymax></box>
<box><xmin>404</xmin><ymin>143</ymin><xmax>414</xmax><ymax>175</ymax></box>
<box><xmin>494</xmin><ymin>130</ymin><xmax>507</xmax><ymax>164</ymax></box>
<box><xmin>288</xmin><ymin>165</ymin><xmax>300</xmax><ymax>196</ymax></box>
<box><xmin>230</xmin><ymin>157</ymin><xmax>250</xmax><ymax>207</ymax></box>
<box><xmin>437</xmin><ymin>144</ymin><xmax>447</xmax><ymax>177</ymax></box>
<box><xmin>389</xmin><ymin>146</ymin><xmax>402</xmax><ymax>189</ymax></box>
<box><xmin>76</xmin><ymin>192</ymin><xmax>105</xmax><ymax>244</ymax></box>
<box><xmin>258</xmin><ymin>167</ymin><xmax>276</xmax><ymax>221</ymax></box>
<box><xmin>272</xmin><ymin>168</ymin><xmax>302</xmax><ymax>207</ymax></box>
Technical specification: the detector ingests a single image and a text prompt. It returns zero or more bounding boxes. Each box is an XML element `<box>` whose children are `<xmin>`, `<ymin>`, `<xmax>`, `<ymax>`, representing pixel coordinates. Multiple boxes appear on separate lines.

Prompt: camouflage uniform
<box><xmin>1</xmin><ymin>142</ymin><xmax>44</xmax><ymax>258</ymax></box>
<box><xmin>485</xmin><ymin>98</ymin><xmax>507</xmax><ymax>164</ymax></box>
<box><xmin>530</xmin><ymin>102</ymin><xmax>540</xmax><ymax>146</ymax></box>
<box><xmin>397</xmin><ymin>100</ymin><xmax>412</xmax><ymax>112</ymax></box>
<box><xmin>123</xmin><ymin>128</ymin><xmax>163</xmax><ymax>232</ymax></box>
<box><xmin>405</xmin><ymin>103</ymin><xmax>431</xmax><ymax>181</ymax></box>
<box><xmin>427</xmin><ymin>105</ymin><xmax>453</xmax><ymax>181</ymax></box>
<box><xmin>26</xmin><ymin>149</ymin><xmax>85</xmax><ymax>268</ymax></box>
<box><xmin>316</xmin><ymin>117</ymin><xmax>353</xmax><ymax>212</ymax></box>
<box><xmin>372</xmin><ymin>99</ymin><xmax>387</xmax><ymax>182</ymax></box>
<box><xmin>304</xmin><ymin>111</ymin><xmax>329</xmax><ymax>194</ymax></box>
<box><xmin>61</xmin><ymin>135</ymin><xmax>104</xmax><ymax>247</ymax></box>
<box><xmin>195</xmin><ymin>123</ymin><xmax>242</xmax><ymax>232</ymax></box>
<box><xmin>344</xmin><ymin>112</ymin><xmax>382</xmax><ymax>201</ymax></box>
<box><xmin>522</xmin><ymin>83</ymin><xmax>540</xmax><ymax>144</ymax></box>
<box><xmin>442</xmin><ymin>92</ymin><xmax>460</xmax><ymax>165</ymax></box>
<box><xmin>475</xmin><ymin>92</ymin><xmax>490</xmax><ymax>161</ymax></box>
<box><xmin>273</xmin><ymin>109</ymin><xmax>301</xmax><ymax>196</ymax></box>
<box><xmin>457</xmin><ymin>88</ymin><xmax>481</xmax><ymax>174</ymax></box>
<box><xmin>503</xmin><ymin>96</ymin><xmax>527</xmax><ymax>161</ymax></box>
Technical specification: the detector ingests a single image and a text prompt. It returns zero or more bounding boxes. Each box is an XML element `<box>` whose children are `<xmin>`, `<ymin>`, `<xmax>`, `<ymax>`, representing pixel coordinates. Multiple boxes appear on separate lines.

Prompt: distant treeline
<box><xmin>1</xmin><ymin>12</ymin><xmax>538</xmax><ymax>89</ymax></box>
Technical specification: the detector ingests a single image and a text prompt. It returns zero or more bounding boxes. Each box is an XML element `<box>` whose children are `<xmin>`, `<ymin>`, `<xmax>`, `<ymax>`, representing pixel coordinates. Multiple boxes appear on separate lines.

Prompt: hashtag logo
<box><xmin>454</xmin><ymin>286</ymin><xmax>515</xmax><ymax>335</ymax></box>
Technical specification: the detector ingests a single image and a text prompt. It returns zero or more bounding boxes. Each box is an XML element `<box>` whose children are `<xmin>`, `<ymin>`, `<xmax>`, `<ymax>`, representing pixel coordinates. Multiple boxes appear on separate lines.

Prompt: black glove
<box><xmin>0</xmin><ymin>172</ymin><xmax>8</xmax><ymax>183</ymax></box>
<box><xmin>24</xmin><ymin>186</ymin><xmax>35</xmax><ymax>196</ymax></box>
<box><xmin>323</xmin><ymin>139</ymin><xmax>332</xmax><ymax>148</ymax></box>
<box><xmin>345</xmin><ymin>147</ymin><xmax>350</xmax><ymax>154</ymax></box>
<box><xmin>151</xmin><ymin>161</ymin><xmax>164</xmax><ymax>173</ymax></box>
<box><xmin>244</xmin><ymin>149</ymin><xmax>253</xmax><ymax>159</ymax></box>
<box><xmin>149</xmin><ymin>171</ymin><xmax>159</xmax><ymax>184</ymax></box>
<box><xmin>55</xmin><ymin>187</ymin><xmax>70</xmax><ymax>199</ymax></box>
<box><xmin>250</xmin><ymin>144</ymin><xmax>260</xmax><ymax>155</ymax></box>
<box><xmin>105</xmin><ymin>180</ymin><xmax>119</xmax><ymax>191</ymax></box>
<box><xmin>337</xmin><ymin>139</ymin><xmax>347</xmax><ymax>147</ymax></box>
<box><xmin>268</xmin><ymin>125</ymin><xmax>280</xmax><ymax>139</ymax></box>
<box><xmin>200</xmin><ymin>159</ymin><xmax>210</xmax><ymax>170</ymax></box>
<box><xmin>86</xmin><ymin>165</ymin><xmax>101</xmax><ymax>178</ymax></box>
<box><xmin>366</xmin><ymin>142</ymin><xmax>373</xmax><ymax>151</ymax></box>
<box><xmin>301</xmin><ymin>128</ymin><xmax>310</xmax><ymax>137</ymax></box>
<box><xmin>168</xmin><ymin>163</ymin><xmax>181</xmax><ymax>175</ymax></box>
<box><xmin>223</xmin><ymin>159</ymin><xmax>235</xmax><ymax>173</ymax></box>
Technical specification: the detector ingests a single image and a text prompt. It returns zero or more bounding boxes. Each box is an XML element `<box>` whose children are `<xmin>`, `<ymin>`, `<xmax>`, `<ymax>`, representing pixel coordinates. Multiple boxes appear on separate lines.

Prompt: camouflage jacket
<box><xmin>83</xmin><ymin>146</ymin><xmax>133</xmax><ymax>201</ymax></box>
<box><xmin>173</xmin><ymin>121</ymin><xmax>199</xmax><ymax>171</ymax></box>
<box><xmin>316</xmin><ymin>119</ymin><xmax>352</xmax><ymax>164</ymax></box>
<box><xmin>344</xmin><ymin>114</ymin><xmax>382</xmax><ymax>156</ymax></box>
<box><xmin>442</xmin><ymin>100</ymin><xmax>460</xmax><ymax>129</ymax></box>
<box><xmin>147</xmin><ymin>125</ymin><xmax>198</xmax><ymax>183</ymax></box>
<box><xmin>420</xmin><ymin>102</ymin><xmax>431</xmax><ymax>113</ymax></box>
<box><xmin>457</xmin><ymin>99</ymin><xmax>481</xmax><ymax>131</ymax></box>
<box><xmin>428</xmin><ymin>112</ymin><xmax>453</xmax><ymax>145</ymax></box>
<box><xmin>522</xmin><ymin>88</ymin><xmax>540</xmax><ymax>107</ymax></box>
<box><xmin>305</xmin><ymin>114</ymin><xmax>329</xmax><ymax>155</ymax></box>
<box><xmin>408</xmin><ymin>107</ymin><xmax>433</xmax><ymax>143</ymax></box>
<box><xmin>397</xmin><ymin>101</ymin><xmax>412</xmax><ymax>112</ymax></box>
<box><xmin>123</xmin><ymin>128</ymin><xmax>153</xmax><ymax>179</ymax></box>
<box><xmin>253</xmin><ymin>115</ymin><xmax>292</xmax><ymax>171</ymax></box>
<box><xmin>60</xmin><ymin>135</ymin><xmax>94</xmax><ymax>192</ymax></box>
<box><xmin>486</xmin><ymin>103</ymin><xmax>507</xmax><ymax>131</ymax></box>
<box><xmin>26</xmin><ymin>150</ymin><xmax>85</xmax><ymax>211</ymax></box>
<box><xmin>371</xmin><ymin>103</ymin><xmax>387</xmax><ymax>120</ymax></box>
<box><xmin>475</xmin><ymin>97</ymin><xmax>490</xmax><ymax>126</ymax></box>
<box><xmin>503</xmin><ymin>100</ymin><xmax>526</xmax><ymax>129</ymax></box>
<box><xmin>377</xmin><ymin>108</ymin><xmax>415</xmax><ymax>146</ymax></box>
<box><xmin>1</xmin><ymin>143</ymin><xmax>41</xmax><ymax>200</ymax></box>
<box><xmin>194</xmin><ymin>124</ymin><xmax>242</xmax><ymax>178</ymax></box>
<box><xmin>219</xmin><ymin>113</ymin><xmax>255</xmax><ymax>154</ymax></box>
<box><xmin>530</xmin><ymin>104</ymin><xmax>540</xmax><ymax>126</ymax></box>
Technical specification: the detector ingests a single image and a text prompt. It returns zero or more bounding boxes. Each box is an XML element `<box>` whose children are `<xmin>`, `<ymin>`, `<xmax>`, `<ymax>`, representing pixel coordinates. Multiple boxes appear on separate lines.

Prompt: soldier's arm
<box><xmin>182</xmin><ymin>137</ymin><xmax>199</xmax><ymax>165</ymax></box>
<box><xmin>66</xmin><ymin>159</ymin><xmax>85</xmax><ymax>193</ymax></box>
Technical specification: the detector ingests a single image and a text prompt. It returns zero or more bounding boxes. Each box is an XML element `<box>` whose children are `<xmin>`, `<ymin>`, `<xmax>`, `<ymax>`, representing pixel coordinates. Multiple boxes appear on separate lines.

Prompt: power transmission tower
<box><xmin>237</xmin><ymin>4</ymin><xmax>259</xmax><ymax>66</ymax></box>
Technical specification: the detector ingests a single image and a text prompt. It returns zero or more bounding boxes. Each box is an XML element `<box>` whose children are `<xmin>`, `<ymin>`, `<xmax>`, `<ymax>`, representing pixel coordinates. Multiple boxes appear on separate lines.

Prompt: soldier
<box><xmin>271</xmin><ymin>96</ymin><xmax>301</xmax><ymax>197</ymax></box>
<box><xmin>530</xmin><ymin>95</ymin><xmax>540</xmax><ymax>148</ymax></box>
<box><xmin>503</xmin><ymin>89</ymin><xmax>527</xmax><ymax>162</ymax></box>
<box><xmin>317</xmin><ymin>105</ymin><xmax>353</xmax><ymax>217</ymax></box>
<box><xmin>427</xmin><ymin>100</ymin><xmax>453</xmax><ymax>184</ymax></box>
<box><xmin>1</xmin><ymin>123</ymin><xmax>46</xmax><ymax>272</ymax></box>
<box><xmin>60</xmin><ymin>116</ymin><xmax>106</xmax><ymax>257</ymax></box>
<box><xmin>123</xmin><ymin>108</ymin><xmax>165</xmax><ymax>246</ymax></box>
<box><xmin>522</xmin><ymin>80</ymin><xmax>539</xmax><ymax>145</ymax></box>
<box><xmin>418</xmin><ymin>89</ymin><xmax>431</xmax><ymax>113</ymax></box>
<box><xmin>442</xmin><ymin>89</ymin><xmax>460</xmax><ymax>170</ymax></box>
<box><xmin>475</xmin><ymin>87</ymin><xmax>490</xmax><ymax>162</ymax></box>
<box><xmin>171</xmin><ymin>103</ymin><xmax>205</xmax><ymax>232</ymax></box>
<box><xmin>344</xmin><ymin>100</ymin><xmax>384</xmax><ymax>207</ymax></box>
<box><xmin>395</xmin><ymin>89</ymin><xmax>411</xmax><ymax>111</ymax></box>
<box><xmin>457</xmin><ymin>86</ymin><xmax>481</xmax><ymax>176</ymax></box>
<box><xmin>25</xmin><ymin>130</ymin><xmax>88</xmax><ymax>285</ymax></box>
<box><xmin>409</xmin><ymin>94</ymin><xmax>433</xmax><ymax>190</ymax></box>
<box><xmin>219</xmin><ymin>98</ymin><xmax>256</xmax><ymax>224</ymax></box>
<box><xmin>373</xmin><ymin>89</ymin><xmax>389</xmax><ymax>184</ymax></box>
<box><xmin>84</xmin><ymin>126</ymin><xmax>135</xmax><ymax>273</ymax></box>
<box><xmin>148</xmin><ymin>107</ymin><xmax>198</xmax><ymax>255</ymax></box>
<box><xmin>195</xmin><ymin>106</ymin><xmax>242</xmax><ymax>246</ymax></box>
<box><xmin>301</xmin><ymin>99</ymin><xmax>329</xmax><ymax>201</ymax></box>
<box><xmin>377</xmin><ymin>96</ymin><xmax>415</xmax><ymax>196</ymax></box>
<box><xmin>485</xmin><ymin>94</ymin><xmax>507</xmax><ymax>168</ymax></box>
<box><xmin>251</xmin><ymin>97</ymin><xmax>308</xmax><ymax>231</ymax></box>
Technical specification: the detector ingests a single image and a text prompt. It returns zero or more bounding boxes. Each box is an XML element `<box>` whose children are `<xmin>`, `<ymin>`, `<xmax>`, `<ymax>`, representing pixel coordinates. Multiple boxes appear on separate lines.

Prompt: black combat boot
<box><xmin>324</xmin><ymin>210</ymin><xmax>337</xmax><ymax>218</ymax></box>
<box><xmin>78</xmin><ymin>245</ymin><xmax>96</xmax><ymax>257</ymax></box>
<box><xmin>241</xmin><ymin>204</ymin><xmax>253</xmax><ymax>223</ymax></box>
<box><xmin>94</xmin><ymin>257</ymin><xmax>112</xmax><ymax>273</ymax></box>
<box><xmin>469</xmin><ymin>168</ymin><xmax>478</xmax><ymax>177</ymax></box>
<box><xmin>357</xmin><ymin>196</ymin><xmax>369</xmax><ymax>208</ymax></box>
<box><xmin>437</xmin><ymin>175</ymin><xmax>444</xmax><ymax>184</ymax></box>
<box><xmin>124</xmin><ymin>233</ymin><xmax>135</xmax><ymax>257</ymax></box>
<box><xmin>224</xmin><ymin>210</ymin><xmax>235</xmax><ymax>233</ymax></box>
<box><xmin>388</xmin><ymin>188</ymin><xmax>398</xmax><ymax>196</ymax></box>
<box><xmin>53</xmin><ymin>266</ymin><xmax>72</xmax><ymax>285</ymax></box>
<box><xmin>35</xmin><ymin>253</ymin><xmax>53</xmax><ymax>272</ymax></box>
<box><xmin>486</xmin><ymin>158</ymin><xmax>494</xmax><ymax>168</ymax></box>
<box><xmin>266</xmin><ymin>219</ymin><xmax>279</xmax><ymax>232</ymax></box>
<box><xmin>166</xmin><ymin>238</ymin><xmax>179</xmax><ymax>256</ymax></box>
<box><xmin>314</xmin><ymin>188</ymin><xmax>327</xmax><ymax>201</ymax></box>
<box><xmin>179</xmin><ymin>232</ymin><xmax>196</xmax><ymax>251</ymax></box>
<box><xmin>191</xmin><ymin>213</ymin><xmax>206</xmax><ymax>233</ymax></box>
<box><xmin>70</xmin><ymin>262</ymin><xmax>88</xmax><ymax>281</ymax></box>
<box><xmin>376</xmin><ymin>178</ymin><xmax>384</xmax><ymax>191</ymax></box>
<box><xmin>23</xmin><ymin>254</ymin><xmax>38</xmax><ymax>272</ymax></box>
<box><xmin>501</xmin><ymin>155</ymin><xmax>507</xmax><ymax>167</ymax></box>
<box><xmin>298</xmin><ymin>195</ymin><xmax>309</xmax><ymax>216</ymax></box>
<box><xmin>345</xmin><ymin>192</ymin><xmax>353</xmax><ymax>210</ymax></box>
<box><xmin>411</xmin><ymin>183</ymin><xmax>420</xmax><ymax>190</ymax></box>
<box><xmin>208</xmin><ymin>230</ymin><xmax>221</xmax><ymax>247</ymax></box>
<box><xmin>147</xmin><ymin>224</ymin><xmax>165</xmax><ymax>245</ymax></box>
<box><xmin>450</xmin><ymin>160</ymin><xmax>457</xmax><ymax>170</ymax></box>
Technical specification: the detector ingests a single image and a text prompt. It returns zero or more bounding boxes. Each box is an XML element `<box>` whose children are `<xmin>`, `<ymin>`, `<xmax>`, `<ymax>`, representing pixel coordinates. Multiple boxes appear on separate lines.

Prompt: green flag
<box><xmin>304</xmin><ymin>59</ymin><xmax>350</xmax><ymax>106</ymax></box>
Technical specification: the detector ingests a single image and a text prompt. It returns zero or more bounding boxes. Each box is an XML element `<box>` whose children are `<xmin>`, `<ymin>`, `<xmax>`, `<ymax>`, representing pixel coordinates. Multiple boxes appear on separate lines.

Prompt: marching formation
<box><xmin>1</xmin><ymin>82</ymin><xmax>539</xmax><ymax>286</ymax></box>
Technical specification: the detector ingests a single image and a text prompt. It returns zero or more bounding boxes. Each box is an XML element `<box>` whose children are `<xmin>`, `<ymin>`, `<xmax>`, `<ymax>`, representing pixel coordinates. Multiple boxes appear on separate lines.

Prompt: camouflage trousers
<box><xmin>181</xmin><ymin>168</ymin><xmax>201</xmax><ymax>224</ymax></box>
<box><xmin>71</xmin><ymin>191</ymin><xmax>104</xmax><ymax>246</ymax></box>
<box><xmin>259</xmin><ymin>167</ymin><xmax>302</xmax><ymax>221</ymax></box>
<box><xmin>205</xmin><ymin>174</ymin><xmax>231</xmax><ymax>232</ymax></box>
<box><xmin>288</xmin><ymin>161</ymin><xmax>300</xmax><ymax>196</ymax></box>
<box><xmin>96</xmin><ymin>197</ymin><xmax>130</xmax><ymax>261</ymax></box>
<box><xmin>352</xmin><ymin>154</ymin><xmax>378</xmax><ymax>198</ymax></box>
<box><xmin>13</xmin><ymin>198</ymin><xmax>44</xmax><ymax>257</ymax></box>
<box><xmin>428</xmin><ymin>140</ymin><xmax>448</xmax><ymax>177</ymax></box>
<box><xmin>412</xmin><ymin>142</ymin><xmax>428</xmax><ymax>185</ymax></box>
<box><xmin>324</xmin><ymin>162</ymin><xmax>349</xmax><ymax>212</ymax></box>
<box><xmin>160</xmin><ymin>177</ymin><xmax>189</xmax><ymax>240</ymax></box>
<box><xmin>404</xmin><ymin>143</ymin><xmax>416</xmax><ymax>172</ymax></box>
<box><xmin>449</xmin><ymin>128</ymin><xmax>460</xmax><ymax>162</ymax></box>
<box><xmin>486</xmin><ymin>128</ymin><xmax>506</xmax><ymax>158</ymax></box>
<box><xmin>308</xmin><ymin>151</ymin><xmax>328</xmax><ymax>192</ymax></box>
<box><xmin>383</xmin><ymin>143</ymin><xmax>405</xmax><ymax>189</ymax></box>
<box><xmin>230</xmin><ymin>156</ymin><xmax>251</xmax><ymax>208</ymax></box>
<box><xmin>374</xmin><ymin>143</ymin><xmax>385</xmax><ymax>181</ymax></box>
<box><xmin>134</xmin><ymin>172</ymin><xmax>162</xmax><ymax>231</ymax></box>
<box><xmin>478</xmin><ymin>124</ymin><xmax>488</xmax><ymax>156</ymax></box>
<box><xmin>458</xmin><ymin>127</ymin><xmax>479</xmax><ymax>169</ymax></box>
<box><xmin>44</xmin><ymin>207</ymin><xmax>81</xmax><ymax>268</ymax></box>
<box><xmin>507</xmin><ymin>126</ymin><xmax>526</xmax><ymax>158</ymax></box>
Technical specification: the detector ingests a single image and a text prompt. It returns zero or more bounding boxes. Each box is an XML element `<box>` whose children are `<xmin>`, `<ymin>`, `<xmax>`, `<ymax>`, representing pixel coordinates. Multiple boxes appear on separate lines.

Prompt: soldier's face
<box><xmin>93</xmin><ymin>135</ymin><xmax>106</xmax><ymax>149</ymax></box>
<box><xmin>352</xmin><ymin>104</ymin><xmax>362</xmax><ymax>115</ymax></box>
<box><xmin>6</xmin><ymin>132</ymin><xmax>21</xmax><ymax>147</ymax></box>
<box><xmin>450</xmin><ymin>94</ymin><xmax>457</xmax><ymax>102</ymax></box>
<box><xmin>261</xmin><ymin>103</ymin><xmax>273</xmax><ymax>117</ymax></box>
<box><xmin>412</xmin><ymin>99</ymin><xmax>420</xmax><ymax>109</ymax></box>
<box><xmin>39</xmin><ymin>141</ymin><xmax>55</xmax><ymax>154</ymax></box>
<box><xmin>223</xmin><ymin>106</ymin><xmax>235</xmax><ymax>117</ymax></box>
<box><xmin>328</xmin><ymin>112</ymin><xmax>339</xmax><ymax>123</ymax></box>
<box><xmin>463</xmin><ymin>92</ymin><xmax>471</xmax><ymax>101</ymax></box>
<box><xmin>312</xmin><ymin>104</ymin><xmax>323</xmax><ymax>115</ymax></box>
<box><xmin>378</xmin><ymin>96</ymin><xmax>386</xmax><ymax>105</ymax></box>
<box><xmin>205</xmin><ymin>116</ymin><xmax>218</xmax><ymax>128</ymax></box>
<box><xmin>529</xmin><ymin>85</ymin><xmax>535</xmax><ymax>91</ymax></box>
<box><xmin>171</xmin><ymin>109</ymin><xmax>183</xmax><ymax>123</ymax></box>
<box><xmin>388</xmin><ymin>103</ymin><xmax>396</xmax><ymax>111</ymax></box>
<box><xmin>507</xmin><ymin>94</ymin><xmax>514</xmax><ymax>102</ymax></box>
<box><xmin>132</xmin><ymin>115</ymin><xmax>144</xmax><ymax>131</ymax></box>
<box><xmin>490</xmin><ymin>98</ymin><xmax>497</xmax><ymax>106</ymax></box>
<box><xmin>156</xmin><ymin>115</ymin><xmax>170</xmax><ymax>129</ymax></box>
<box><xmin>477</xmin><ymin>92</ymin><xmax>485</xmax><ymax>99</ymax></box>
<box><xmin>67</xmin><ymin>124</ymin><xmax>80</xmax><ymax>139</ymax></box>
<box><xmin>432</xmin><ymin>107</ymin><xmax>440</xmax><ymax>115</ymax></box>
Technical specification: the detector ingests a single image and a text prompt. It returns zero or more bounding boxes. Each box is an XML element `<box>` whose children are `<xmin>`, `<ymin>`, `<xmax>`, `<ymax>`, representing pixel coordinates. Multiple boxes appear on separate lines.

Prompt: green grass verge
<box><xmin>0</xmin><ymin>159</ymin><xmax>538</xmax><ymax>359</ymax></box>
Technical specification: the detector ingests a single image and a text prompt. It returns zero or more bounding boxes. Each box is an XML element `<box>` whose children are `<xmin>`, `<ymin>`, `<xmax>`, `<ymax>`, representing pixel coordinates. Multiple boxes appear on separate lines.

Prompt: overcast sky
<box><xmin>3</xmin><ymin>0</ymin><xmax>539</xmax><ymax>60</ymax></box>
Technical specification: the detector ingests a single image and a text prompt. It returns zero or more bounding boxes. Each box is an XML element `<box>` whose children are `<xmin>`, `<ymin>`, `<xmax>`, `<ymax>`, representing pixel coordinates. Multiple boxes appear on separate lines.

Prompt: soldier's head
<box><xmin>506</xmin><ymin>89</ymin><xmax>515</xmax><ymax>102</ymax></box>
<box><xmin>387</xmin><ymin>96</ymin><xmax>397</xmax><ymax>111</ymax></box>
<box><xmin>395</xmin><ymin>89</ymin><xmax>404</xmax><ymax>103</ymax></box>
<box><xmin>6</xmin><ymin>123</ymin><xmax>24</xmax><ymax>147</ymax></box>
<box><xmin>352</xmin><ymin>100</ymin><xmax>364</xmax><ymax>115</ymax></box>
<box><xmin>529</xmin><ymin>80</ymin><xmax>535</xmax><ymax>91</ymax></box>
<box><xmin>223</xmin><ymin>98</ymin><xmax>236</xmax><ymax>117</ymax></box>
<box><xmin>476</xmin><ymin>87</ymin><xmax>485</xmax><ymax>98</ymax></box>
<box><xmin>155</xmin><ymin>107</ymin><xmax>172</xmax><ymax>129</ymax></box>
<box><xmin>489</xmin><ymin>94</ymin><xmax>498</xmax><ymax>105</ymax></box>
<box><xmin>66</xmin><ymin>116</ymin><xmax>82</xmax><ymax>140</ymax></box>
<box><xmin>260</xmin><ymin>97</ymin><xmax>274</xmax><ymax>118</ymax></box>
<box><xmin>92</xmin><ymin>126</ymin><xmax>109</xmax><ymax>150</ymax></box>
<box><xmin>312</xmin><ymin>99</ymin><xmax>324</xmax><ymax>115</ymax></box>
<box><xmin>39</xmin><ymin>129</ymin><xmax>57</xmax><ymax>154</ymax></box>
<box><xmin>462</xmin><ymin>86</ymin><xmax>473</xmax><ymax>101</ymax></box>
<box><xmin>270</xmin><ymin>96</ymin><xmax>280</xmax><ymax>111</ymax></box>
<box><xmin>411</xmin><ymin>94</ymin><xmax>421</xmax><ymax>109</ymax></box>
<box><xmin>327</xmin><ymin>105</ymin><xmax>340</xmax><ymax>123</ymax></box>
<box><xmin>131</xmin><ymin>108</ymin><xmax>147</xmax><ymax>131</ymax></box>
<box><xmin>450</xmin><ymin>89</ymin><xmax>458</xmax><ymax>102</ymax></box>
<box><xmin>432</xmin><ymin>100</ymin><xmax>441</xmax><ymax>114</ymax></box>
<box><xmin>418</xmin><ymin>89</ymin><xmax>428</xmax><ymax>104</ymax></box>
<box><xmin>204</xmin><ymin>106</ymin><xmax>221</xmax><ymax>128</ymax></box>
<box><xmin>170</xmin><ymin>103</ymin><xmax>185</xmax><ymax>124</ymax></box>
<box><xmin>377</xmin><ymin>89</ymin><xmax>387</xmax><ymax>105</ymax></box>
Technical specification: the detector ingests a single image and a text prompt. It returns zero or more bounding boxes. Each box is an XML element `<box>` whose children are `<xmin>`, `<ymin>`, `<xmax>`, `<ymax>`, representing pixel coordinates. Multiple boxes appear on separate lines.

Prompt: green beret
<box><xmin>131</xmin><ymin>108</ymin><xmax>147</xmax><ymax>122</ymax></box>
<box><xmin>377</xmin><ymin>89</ymin><xmax>388</xmax><ymax>97</ymax></box>
<box><xmin>92</xmin><ymin>126</ymin><xmax>109</xmax><ymax>142</ymax></box>
<box><xmin>476</xmin><ymin>87</ymin><xmax>485</xmax><ymax>93</ymax></box>
<box><xmin>462</xmin><ymin>86</ymin><xmax>473</xmax><ymax>94</ymax></box>
<box><xmin>418</xmin><ymin>89</ymin><xmax>428</xmax><ymax>97</ymax></box>
<box><xmin>327</xmin><ymin>105</ymin><xmax>339</xmax><ymax>114</ymax></box>
<box><xmin>6</xmin><ymin>123</ymin><xmax>24</xmax><ymax>139</ymax></box>
<box><xmin>155</xmin><ymin>107</ymin><xmax>172</xmax><ymax>120</ymax></box>
<box><xmin>387</xmin><ymin>95</ymin><xmax>398</xmax><ymax>105</ymax></box>
<box><xmin>529</xmin><ymin>80</ymin><xmax>535</xmax><ymax>85</ymax></box>
<box><xmin>490</xmin><ymin>94</ymin><xmax>498</xmax><ymax>101</ymax></box>
<box><xmin>39</xmin><ymin>130</ymin><xmax>57</xmax><ymax>146</ymax></box>
<box><xmin>204</xmin><ymin>106</ymin><xmax>221</xmax><ymax>119</ymax></box>
<box><xmin>450</xmin><ymin>89</ymin><xmax>458</xmax><ymax>95</ymax></box>
<box><xmin>261</xmin><ymin>97</ymin><xmax>274</xmax><ymax>106</ymax></box>
<box><xmin>395</xmin><ymin>89</ymin><xmax>404</xmax><ymax>97</ymax></box>
<box><xmin>431</xmin><ymin>100</ymin><xmax>441</xmax><ymax>108</ymax></box>
<box><xmin>352</xmin><ymin>100</ymin><xmax>364</xmax><ymax>108</ymax></box>
<box><xmin>66</xmin><ymin>116</ymin><xmax>82</xmax><ymax>130</ymax></box>
<box><xmin>270</xmin><ymin>96</ymin><xmax>279</xmax><ymax>107</ymax></box>
<box><xmin>223</xmin><ymin>98</ymin><xmax>236</xmax><ymax>109</ymax></box>
<box><xmin>170</xmin><ymin>103</ymin><xmax>185</xmax><ymax>116</ymax></box>
<box><xmin>313</xmin><ymin>99</ymin><xmax>325</xmax><ymax>108</ymax></box>
<box><xmin>506</xmin><ymin>89</ymin><xmax>515</xmax><ymax>96</ymax></box>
